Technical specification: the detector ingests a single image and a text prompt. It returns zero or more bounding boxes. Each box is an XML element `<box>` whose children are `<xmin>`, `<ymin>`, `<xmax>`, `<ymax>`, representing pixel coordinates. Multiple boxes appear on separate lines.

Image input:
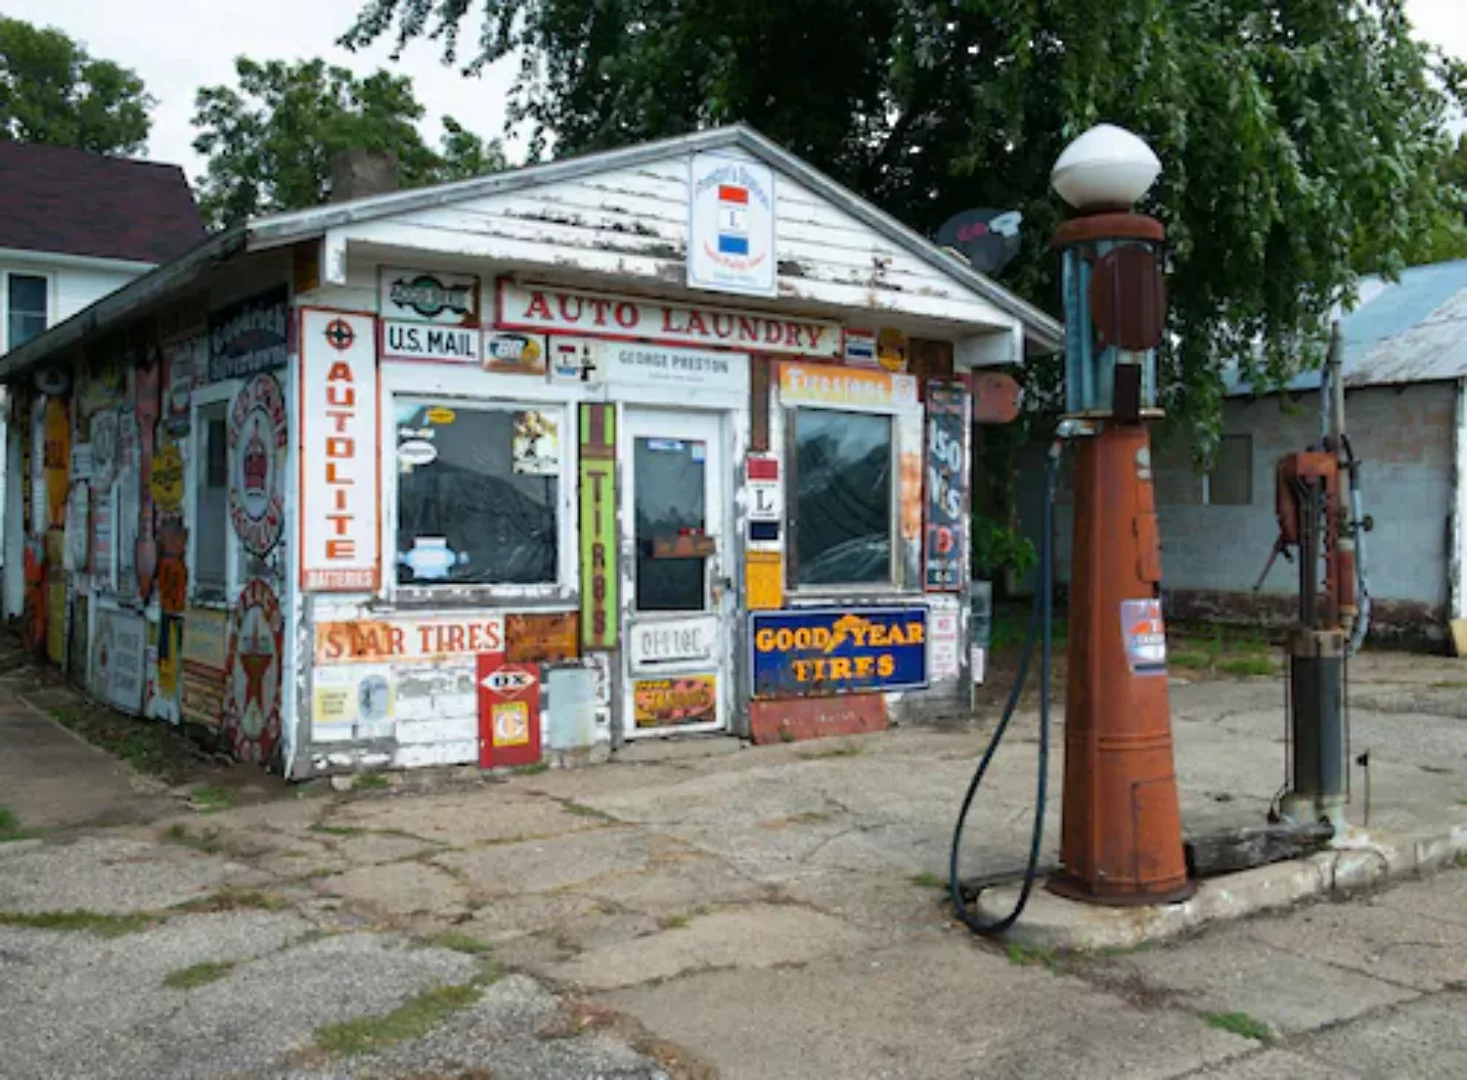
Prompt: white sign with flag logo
<box><xmin>300</xmin><ymin>308</ymin><xmax>380</xmax><ymax>592</ymax></box>
<box><xmin>687</xmin><ymin>154</ymin><xmax>777</xmax><ymax>298</ymax></box>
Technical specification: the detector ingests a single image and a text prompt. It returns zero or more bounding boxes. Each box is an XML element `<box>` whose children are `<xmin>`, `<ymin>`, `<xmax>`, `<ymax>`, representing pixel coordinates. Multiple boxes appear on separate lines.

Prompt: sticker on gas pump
<box><xmin>1120</xmin><ymin>598</ymin><xmax>1167</xmax><ymax>675</ymax></box>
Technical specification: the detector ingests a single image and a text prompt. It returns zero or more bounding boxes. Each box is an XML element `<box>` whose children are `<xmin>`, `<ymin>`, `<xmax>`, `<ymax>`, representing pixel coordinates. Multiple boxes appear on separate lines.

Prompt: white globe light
<box><xmin>1051</xmin><ymin>124</ymin><xmax>1161</xmax><ymax>210</ymax></box>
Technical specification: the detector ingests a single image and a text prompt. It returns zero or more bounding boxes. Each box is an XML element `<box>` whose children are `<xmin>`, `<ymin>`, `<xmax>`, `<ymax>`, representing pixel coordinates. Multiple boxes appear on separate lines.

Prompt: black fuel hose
<box><xmin>948</xmin><ymin>440</ymin><xmax>1058</xmax><ymax>937</ymax></box>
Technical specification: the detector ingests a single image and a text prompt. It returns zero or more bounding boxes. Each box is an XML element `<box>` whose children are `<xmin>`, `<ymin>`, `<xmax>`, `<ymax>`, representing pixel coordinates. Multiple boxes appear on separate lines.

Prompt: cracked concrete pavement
<box><xmin>3</xmin><ymin>648</ymin><xmax>1467</xmax><ymax>1078</ymax></box>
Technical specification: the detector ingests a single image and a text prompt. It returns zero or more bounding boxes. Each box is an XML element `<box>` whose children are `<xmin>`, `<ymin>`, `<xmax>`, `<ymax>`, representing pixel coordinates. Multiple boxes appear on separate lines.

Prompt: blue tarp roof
<box><xmin>1226</xmin><ymin>258</ymin><xmax>1467</xmax><ymax>395</ymax></box>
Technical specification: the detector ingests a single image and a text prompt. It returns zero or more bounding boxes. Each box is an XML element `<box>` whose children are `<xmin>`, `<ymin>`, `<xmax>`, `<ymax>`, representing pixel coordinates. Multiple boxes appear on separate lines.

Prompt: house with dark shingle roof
<box><xmin>0</xmin><ymin>141</ymin><xmax>204</xmax><ymax>353</ymax></box>
<box><xmin>0</xmin><ymin>140</ymin><xmax>204</xmax><ymax>621</ymax></box>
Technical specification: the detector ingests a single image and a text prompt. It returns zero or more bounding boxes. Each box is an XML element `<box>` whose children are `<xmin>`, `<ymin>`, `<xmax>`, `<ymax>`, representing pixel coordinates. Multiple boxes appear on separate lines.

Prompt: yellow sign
<box><xmin>634</xmin><ymin>675</ymin><xmax>718</xmax><ymax>728</ymax></box>
<box><xmin>426</xmin><ymin>406</ymin><xmax>456</xmax><ymax>425</ymax></box>
<box><xmin>746</xmin><ymin>550</ymin><xmax>783</xmax><ymax>610</ymax></box>
<box><xmin>876</xmin><ymin>327</ymin><xmax>907</xmax><ymax>372</ymax></box>
<box><xmin>492</xmin><ymin>700</ymin><xmax>530</xmax><ymax>746</ymax></box>
<box><xmin>150</xmin><ymin>442</ymin><xmax>185</xmax><ymax>512</ymax></box>
<box><xmin>777</xmin><ymin>362</ymin><xmax>915</xmax><ymax>407</ymax></box>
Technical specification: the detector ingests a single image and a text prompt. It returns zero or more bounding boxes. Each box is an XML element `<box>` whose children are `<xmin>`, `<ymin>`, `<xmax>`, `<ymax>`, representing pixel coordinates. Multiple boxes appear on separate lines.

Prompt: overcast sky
<box><xmin>7</xmin><ymin>0</ymin><xmax>1466</xmax><ymax>180</ymax></box>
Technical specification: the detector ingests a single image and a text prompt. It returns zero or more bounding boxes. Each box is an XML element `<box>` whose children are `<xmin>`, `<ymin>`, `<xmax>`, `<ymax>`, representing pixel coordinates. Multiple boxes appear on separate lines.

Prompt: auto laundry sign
<box><xmin>496</xmin><ymin>281</ymin><xmax>841</xmax><ymax>359</ymax></box>
<box><xmin>687</xmin><ymin>154</ymin><xmax>777</xmax><ymax>297</ymax></box>
<box><xmin>751</xmin><ymin>607</ymin><xmax>928</xmax><ymax>697</ymax></box>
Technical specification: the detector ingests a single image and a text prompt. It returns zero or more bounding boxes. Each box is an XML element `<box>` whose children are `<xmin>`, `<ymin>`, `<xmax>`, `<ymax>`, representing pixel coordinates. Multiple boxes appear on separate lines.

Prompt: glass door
<box><xmin>621</xmin><ymin>408</ymin><xmax>728</xmax><ymax>738</ymax></box>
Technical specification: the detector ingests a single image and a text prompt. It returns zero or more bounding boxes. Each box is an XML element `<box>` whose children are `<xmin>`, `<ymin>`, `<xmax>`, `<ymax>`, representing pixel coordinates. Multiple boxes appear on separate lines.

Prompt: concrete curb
<box><xmin>977</xmin><ymin>824</ymin><xmax>1467</xmax><ymax>951</ymax></box>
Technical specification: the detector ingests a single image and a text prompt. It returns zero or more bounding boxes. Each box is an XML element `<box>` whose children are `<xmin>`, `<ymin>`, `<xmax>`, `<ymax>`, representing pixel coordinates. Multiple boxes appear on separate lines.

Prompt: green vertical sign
<box><xmin>579</xmin><ymin>403</ymin><xmax>618</xmax><ymax>649</ymax></box>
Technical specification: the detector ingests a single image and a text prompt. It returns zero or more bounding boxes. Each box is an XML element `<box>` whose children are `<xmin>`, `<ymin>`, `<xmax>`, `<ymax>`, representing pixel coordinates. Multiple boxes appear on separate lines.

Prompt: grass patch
<box><xmin>0</xmin><ymin>805</ymin><xmax>36</xmax><ymax>843</ymax></box>
<box><xmin>312</xmin><ymin>983</ymin><xmax>483</xmax><ymax>1057</ymax></box>
<box><xmin>420</xmin><ymin>932</ymin><xmax>494</xmax><ymax>957</ymax></box>
<box><xmin>188</xmin><ymin>785</ymin><xmax>235</xmax><ymax>813</ymax></box>
<box><xmin>163</xmin><ymin>960</ymin><xmax>236</xmax><ymax>989</ymax></box>
<box><xmin>796</xmin><ymin>740</ymin><xmax>866</xmax><ymax>760</ymax></box>
<box><xmin>160</xmin><ymin>823</ymin><xmax>223</xmax><ymax>854</ymax></box>
<box><xmin>1204</xmin><ymin>1011</ymin><xmax>1271</xmax><ymax>1042</ymax></box>
<box><xmin>353</xmin><ymin>774</ymin><xmax>390</xmax><ymax>791</ymax></box>
<box><xmin>910</xmin><ymin>871</ymin><xmax>945</xmax><ymax>890</ymax></box>
<box><xmin>0</xmin><ymin>909</ymin><xmax>155</xmax><ymax>937</ymax></box>
<box><xmin>309</xmin><ymin>823</ymin><xmax>368</xmax><ymax>837</ymax></box>
<box><xmin>785</xmin><ymin>810</ymin><xmax>833</xmax><ymax>826</ymax></box>
<box><xmin>660</xmin><ymin>913</ymin><xmax>692</xmax><ymax>930</ymax></box>
<box><xmin>1168</xmin><ymin>650</ymin><xmax>1212</xmax><ymax>671</ymax></box>
<box><xmin>1431</xmin><ymin>680</ymin><xmax>1467</xmax><ymax>689</ymax></box>
<box><xmin>1217</xmin><ymin>657</ymin><xmax>1276</xmax><ymax>677</ymax></box>
<box><xmin>1005</xmin><ymin>942</ymin><xmax>1061</xmax><ymax>972</ymax></box>
<box><xmin>172</xmin><ymin>888</ymin><xmax>290</xmax><ymax>914</ymax></box>
<box><xmin>562</xmin><ymin>801</ymin><xmax>614</xmax><ymax>821</ymax></box>
<box><xmin>510</xmin><ymin>762</ymin><xmax>550</xmax><ymax>776</ymax></box>
<box><xmin>49</xmin><ymin>706</ymin><xmax>177</xmax><ymax>777</ymax></box>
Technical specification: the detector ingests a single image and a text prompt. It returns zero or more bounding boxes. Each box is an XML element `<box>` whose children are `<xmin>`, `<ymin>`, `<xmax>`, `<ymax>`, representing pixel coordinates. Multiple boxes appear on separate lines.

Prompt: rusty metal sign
<box><xmin>506</xmin><ymin>612</ymin><xmax>580</xmax><ymax>663</ymax></box>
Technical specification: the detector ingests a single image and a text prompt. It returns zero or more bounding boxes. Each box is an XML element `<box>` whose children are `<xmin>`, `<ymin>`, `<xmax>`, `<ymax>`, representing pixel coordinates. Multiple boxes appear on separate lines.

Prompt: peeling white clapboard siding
<box><xmin>331</xmin><ymin>146</ymin><xmax>1015</xmax><ymax>329</ymax></box>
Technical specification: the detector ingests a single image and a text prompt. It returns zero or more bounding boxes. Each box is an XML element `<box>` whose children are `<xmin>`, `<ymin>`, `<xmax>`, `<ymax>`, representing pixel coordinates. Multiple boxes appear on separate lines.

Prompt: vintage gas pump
<box><xmin>950</xmin><ymin>125</ymin><xmax>1192</xmax><ymax>936</ymax></box>
<box><xmin>1255</xmin><ymin>323</ymin><xmax>1370</xmax><ymax>829</ymax></box>
<box><xmin>1045</xmin><ymin>126</ymin><xmax>1192</xmax><ymax>905</ymax></box>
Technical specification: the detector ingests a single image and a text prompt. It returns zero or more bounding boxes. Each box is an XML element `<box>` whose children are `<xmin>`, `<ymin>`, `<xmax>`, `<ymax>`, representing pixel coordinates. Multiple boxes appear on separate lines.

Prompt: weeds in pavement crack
<box><xmin>164</xmin><ymin>960</ymin><xmax>236</xmax><ymax>989</ymax></box>
<box><xmin>0</xmin><ymin>909</ymin><xmax>156</xmax><ymax>937</ymax></box>
<box><xmin>1204</xmin><ymin>1011</ymin><xmax>1271</xmax><ymax>1041</ymax></box>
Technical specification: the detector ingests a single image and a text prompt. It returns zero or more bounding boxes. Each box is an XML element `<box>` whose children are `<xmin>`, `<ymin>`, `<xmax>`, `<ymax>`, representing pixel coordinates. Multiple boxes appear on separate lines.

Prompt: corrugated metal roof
<box><xmin>1227</xmin><ymin>258</ymin><xmax>1467</xmax><ymax>395</ymax></box>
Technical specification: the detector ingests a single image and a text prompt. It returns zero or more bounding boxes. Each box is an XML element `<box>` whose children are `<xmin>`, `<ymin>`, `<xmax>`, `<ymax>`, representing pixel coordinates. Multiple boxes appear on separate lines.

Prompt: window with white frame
<box><xmin>395</xmin><ymin>400</ymin><xmax>562</xmax><ymax>586</ymax></box>
<box><xmin>4</xmin><ymin>273</ymin><xmax>49</xmax><ymax>351</ymax></box>
<box><xmin>193</xmin><ymin>402</ymin><xmax>231</xmax><ymax>597</ymax></box>
<box><xmin>789</xmin><ymin>407</ymin><xmax>894</xmax><ymax>587</ymax></box>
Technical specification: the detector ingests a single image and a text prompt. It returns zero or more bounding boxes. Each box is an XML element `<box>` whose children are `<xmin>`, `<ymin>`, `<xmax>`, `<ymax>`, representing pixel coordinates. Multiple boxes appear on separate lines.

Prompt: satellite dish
<box><xmin>936</xmin><ymin>208</ymin><xmax>1023</xmax><ymax>275</ymax></box>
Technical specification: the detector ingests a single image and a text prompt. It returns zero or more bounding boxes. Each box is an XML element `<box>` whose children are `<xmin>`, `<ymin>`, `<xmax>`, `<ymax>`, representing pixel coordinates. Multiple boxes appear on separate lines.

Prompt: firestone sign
<box><xmin>496</xmin><ymin>280</ymin><xmax>841</xmax><ymax>359</ymax></box>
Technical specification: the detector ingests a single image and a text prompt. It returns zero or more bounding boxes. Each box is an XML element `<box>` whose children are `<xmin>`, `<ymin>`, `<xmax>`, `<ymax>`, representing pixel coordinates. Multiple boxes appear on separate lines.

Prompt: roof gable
<box><xmin>251</xmin><ymin>126</ymin><xmax>1060</xmax><ymax>349</ymax></box>
<box><xmin>0</xmin><ymin>142</ymin><xmax>206</xmax><ymax>265</ymax></box>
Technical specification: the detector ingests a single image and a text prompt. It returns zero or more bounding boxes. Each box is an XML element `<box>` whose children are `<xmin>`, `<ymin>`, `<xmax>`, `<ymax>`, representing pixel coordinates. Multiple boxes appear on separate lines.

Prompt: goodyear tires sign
<box><xmin>751</xmin><ymin>607</ymin><xmax>927</xmax><ymax>697</ymax></box>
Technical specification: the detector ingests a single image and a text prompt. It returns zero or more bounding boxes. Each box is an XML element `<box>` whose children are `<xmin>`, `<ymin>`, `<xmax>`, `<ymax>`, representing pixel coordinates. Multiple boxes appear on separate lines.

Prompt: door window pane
<box><xmin>634</xmin><ymin>437</ymin><xmax>706</xmax><ymax>611</ymax></box>
<box><xmin>396</xmin><ymin>402</ymin><xmax>560</xmax><ymax>585</ymax></box>
<box><xmin>794</xmin><ymin>409</ymin><xmax>892</xmax><ymax>586</ymax></box>
<box><xmin>7</xmin><ymin>274</ymin><xmax>48</xmax><ymax>349</ymax></box>
<box><xmin>194</xmin><ymin>405</ymin><xmax>230</xmax><ymax>595</ymax></box>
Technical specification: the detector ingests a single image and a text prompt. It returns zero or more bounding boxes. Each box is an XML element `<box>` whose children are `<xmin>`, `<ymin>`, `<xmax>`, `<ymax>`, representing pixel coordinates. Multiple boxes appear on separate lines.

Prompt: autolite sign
<box><xmin>496</xmin><ymin>280</ymin><xmax>842</xmax><ymax>358</ymax></box>
<box><xmin>299</xmin><ymin>308</ymin><xmax>380</xmax><ymax>592</ymax></box>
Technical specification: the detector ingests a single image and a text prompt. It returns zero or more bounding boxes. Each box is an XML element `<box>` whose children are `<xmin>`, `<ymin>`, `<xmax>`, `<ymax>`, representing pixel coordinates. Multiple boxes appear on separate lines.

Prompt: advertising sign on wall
<box><xmin>506</xmin><ymin>612</ymin><xmax>579</xmax><ymax>664</ymax></box>
<box><xmin>181</xmin><ymin>606</ymin><xmax>229</xmax><ymax>728</ymax></box>
<box><xmin>209</xmin><ymin>286</ymin><xmax>289</xmax><ymax>382</ymax></box>
<box><xmin>228</xmin><ymin>372</ymin><xmax>288</xmax><ymax>555</ymax></box>
<box><xmin>924</xmin><ymin>382</ymin><xmax>967</xmax><ymax>591</ymax></box>
<box><xmin>497</xmin><ymin>280</ymin><xmax>842</xmax><ymax>359</ymax></box>
<box><xmin>750</xmin><ymin>608</ymin><xmax>928</xmax><ymax>698</ymax></box>
<box><xmin>777</xmin><ymin>362</ymin><xmax>917</xmax><ymax>408</ymax></box>
<box><xmin>300</xmin><ymin>309</ymin><xmax>381</xmax><ymax>592</ymax></box>
<box><xmin>477</xmin><ymin>655</ymin><xmax>542</xmax><ymax>769</ymax></box>
<box><xmin>222</xmin><ymin>578</ymin><xmax>285</xmax><ymax>764</ymax></box>
<box><xmin>579</xmin><ymin>403</ymin><xmax>618</xmax><ymax>649</ymax></box>
<box><xmin>633</xmin><ymin>675</ymin><xmax>719</xmax><ymax>729</ymax></box>
<box><xmin>382</xmin><ymin>320</ymin><xmax>481</xmax><ymax>363</ymax></box>
<box><xmin>629</xmin><ymin>614</ymin><xmax>719</xmax><ymax>671</ymax></box>
<box><xmin>314</xmin><ymin>614</ymin><xmax>505</xmax><ymax>664</ymax></box>
<box><xmin>92</xmin><ymin>607</ymin><xmax>147</xmax><ymax>714</ymax></box>
<box><xmin>687</xmin><ymin>153</ymin><xmax>777</xmax><ymax>297</ymax></box>
<box><xmin>378</xmin><ymin>267</ymin><xmax>479</xmax><ymax>326</ymax></box>
<box><xmin>600</xmin><ymin>343</ymin><xmax>750</xmax><ymax>395</ymax></box>
<box><xmin>313</xmin><ymin>665</ymin><xmax>396</xmax><ymax>740</ymax></box>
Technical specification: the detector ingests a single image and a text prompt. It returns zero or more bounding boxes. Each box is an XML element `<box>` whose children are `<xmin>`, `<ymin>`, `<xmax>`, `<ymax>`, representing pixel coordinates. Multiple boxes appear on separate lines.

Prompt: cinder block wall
<box><xmin>1013</xmin><ymin>381</ymin><xmax>1457</xmax><ymax>645</ymax></box>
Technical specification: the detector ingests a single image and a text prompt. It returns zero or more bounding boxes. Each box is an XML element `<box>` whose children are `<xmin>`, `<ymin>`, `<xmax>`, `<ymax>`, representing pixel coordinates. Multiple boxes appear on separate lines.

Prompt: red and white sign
<box><xmin>300</xmin><ymin>309</ymin><xmax>380</xmax><ymax>592</ymax></box>
<box><xmin>477</xmin><ymin>655</ymin><xmax>542</xmax><ymax>769</ymax></box>
<box><xmin>496</xmin><ymin>280</ymin><xmax>841</xmax><ymax>359</ymax></box>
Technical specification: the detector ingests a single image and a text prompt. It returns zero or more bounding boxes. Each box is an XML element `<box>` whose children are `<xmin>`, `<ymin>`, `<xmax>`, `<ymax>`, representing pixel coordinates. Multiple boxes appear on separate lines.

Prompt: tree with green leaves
<box><xmin>341</xmin><ymin>0</ymin><xmax>1466</xmax><ymax>446</ymax></box>
<box><xmin>0</xmin><ymin>16</ymin><xmax>152</xmax><ymax>155</ymax></box>
<box><xmin>191</xmin><ymin>57</ymin><xmax>506</xmax><ymax>230</ymax></box>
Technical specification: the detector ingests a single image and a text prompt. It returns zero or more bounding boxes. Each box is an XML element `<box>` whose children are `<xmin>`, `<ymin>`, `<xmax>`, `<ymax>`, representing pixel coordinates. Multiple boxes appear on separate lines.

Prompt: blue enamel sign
<box><xmin>751</xmin><ymin>607</ymin><xmax>928</xmax><ymax>698</ymax></box>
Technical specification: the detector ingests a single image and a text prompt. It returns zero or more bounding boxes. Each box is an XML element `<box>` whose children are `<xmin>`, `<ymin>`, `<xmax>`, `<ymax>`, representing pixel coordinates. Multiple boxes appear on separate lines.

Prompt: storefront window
<box><xmin>792</xmin><ymin>408</ymin><xmax>892</xmax><ymax>586</ymax></box>
<box><xmin>395</xmin><ymin>401</ymin><xmax>560</xmax><ymax>586</ymax></box>
<box><xmin>193</xmin><ymin>404</ymin><xmax>230</xmax><ymax>597</ymax></box>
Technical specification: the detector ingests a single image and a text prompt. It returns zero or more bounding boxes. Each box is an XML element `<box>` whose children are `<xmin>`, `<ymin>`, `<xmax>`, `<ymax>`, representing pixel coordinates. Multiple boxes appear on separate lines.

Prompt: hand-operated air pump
<box><xmin>951</xmin><ymin>125</ymin><xmax>1193</xmax><ymax>936</ymax></box>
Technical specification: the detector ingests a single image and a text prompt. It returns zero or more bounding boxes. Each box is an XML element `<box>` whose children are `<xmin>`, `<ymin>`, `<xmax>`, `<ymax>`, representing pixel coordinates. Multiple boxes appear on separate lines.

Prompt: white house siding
<box><xmin>325</xmin><ymin>146</ymin><xmax>1019</xmax><ymax>335</ymax></box>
